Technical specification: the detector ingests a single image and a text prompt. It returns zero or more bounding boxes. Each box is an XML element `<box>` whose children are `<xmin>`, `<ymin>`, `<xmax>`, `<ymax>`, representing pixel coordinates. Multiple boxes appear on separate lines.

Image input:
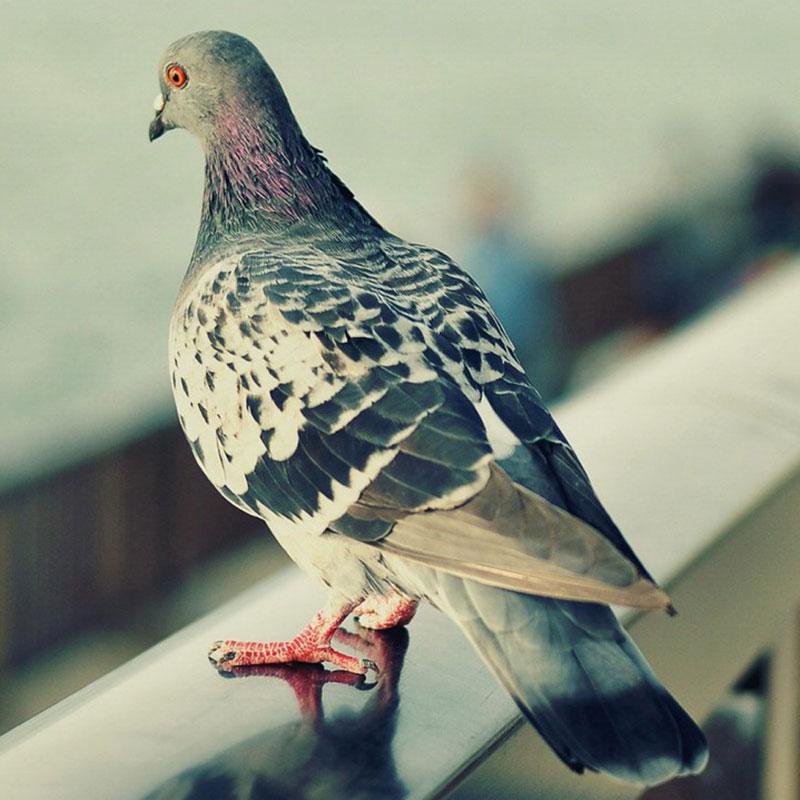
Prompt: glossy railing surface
<box><xmin>1</xmin><ymin>262</ymin><xmax>799</xmax><ymax>800</ymax></box>
<box><xmin>0</xmin><ymin>572</ymin><xmax>520</xmax><ymax>800</ymax></box>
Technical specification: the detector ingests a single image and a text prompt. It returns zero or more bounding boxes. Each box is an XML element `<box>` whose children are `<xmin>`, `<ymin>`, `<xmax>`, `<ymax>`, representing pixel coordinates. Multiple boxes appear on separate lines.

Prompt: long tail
<box><xmin>433</xmin><ymin>573</ymin><xmax>708</xmax><ymax>785</ymax></box>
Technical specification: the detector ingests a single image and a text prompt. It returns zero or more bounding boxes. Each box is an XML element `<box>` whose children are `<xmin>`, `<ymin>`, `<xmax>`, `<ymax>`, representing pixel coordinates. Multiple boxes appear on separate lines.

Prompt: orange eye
<box><xmin>166</xmin><ymin>64</ymin><xmax>188</xmax><ymax>89</ymax></box>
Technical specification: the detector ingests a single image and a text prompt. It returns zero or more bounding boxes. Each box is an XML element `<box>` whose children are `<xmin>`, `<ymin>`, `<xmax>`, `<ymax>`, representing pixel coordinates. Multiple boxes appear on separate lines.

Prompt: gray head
<box><xmin>149</xmin><ymin>31</ymin><xmax>293</xmax><ymax>144</ymax></box>
<box><xmin>149</xmin><ymin>31</ymin><xmax>378</xmax><ymax>256</ymax></box>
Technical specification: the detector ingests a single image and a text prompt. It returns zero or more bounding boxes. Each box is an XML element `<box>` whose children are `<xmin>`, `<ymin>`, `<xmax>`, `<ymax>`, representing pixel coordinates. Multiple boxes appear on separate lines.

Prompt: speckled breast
<box><xmin>169</xmin><ymin>257</ymin><xmax>331</xmax><ymax>504</ymax></box>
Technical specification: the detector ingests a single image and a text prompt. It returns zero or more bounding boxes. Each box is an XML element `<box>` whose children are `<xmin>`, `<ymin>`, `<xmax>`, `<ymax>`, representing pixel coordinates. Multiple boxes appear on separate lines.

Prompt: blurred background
<box><xmin>2</xmin><ymin>2</ymin><xmax>800</xmax><ymax>796</ymax></box>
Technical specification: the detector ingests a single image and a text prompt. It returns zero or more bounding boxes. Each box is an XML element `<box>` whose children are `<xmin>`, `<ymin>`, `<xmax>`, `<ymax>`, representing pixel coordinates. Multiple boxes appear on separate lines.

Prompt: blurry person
<box><xmin>461</xmin><ymin>165</ymin><xmax>564</xmax><ymax>400</ymax></box>
<box><xmin>748</xmin><ymin>144</ymin><xmax>800</xmax><ymax>252</ymax></box>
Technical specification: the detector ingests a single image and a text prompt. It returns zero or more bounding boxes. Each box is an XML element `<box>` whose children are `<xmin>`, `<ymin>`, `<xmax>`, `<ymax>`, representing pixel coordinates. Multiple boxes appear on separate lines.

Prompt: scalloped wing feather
<box><xmin>362</xmin><ymin>464</ymin><xmax>669</xmax><ymax>609</ymax></box>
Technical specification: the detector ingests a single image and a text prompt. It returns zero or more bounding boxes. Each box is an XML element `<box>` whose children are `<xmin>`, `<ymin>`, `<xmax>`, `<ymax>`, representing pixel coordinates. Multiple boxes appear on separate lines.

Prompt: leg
<box><xmin>208</xmin><ymin>594</ymin><xmax>374</xmax><ymax>674</ymax></box>
<box><xmin>353</xmin><ymin>590</ymin><xmax>418</xmax><ymax>630</ymax></box>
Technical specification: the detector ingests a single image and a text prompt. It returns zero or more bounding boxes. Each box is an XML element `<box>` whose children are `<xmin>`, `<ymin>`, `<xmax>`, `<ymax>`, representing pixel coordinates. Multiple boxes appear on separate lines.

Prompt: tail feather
<box><xmin>433</xmin><ymin>574</ymin><xmax>708</xmax><ymax>785</ymax></box>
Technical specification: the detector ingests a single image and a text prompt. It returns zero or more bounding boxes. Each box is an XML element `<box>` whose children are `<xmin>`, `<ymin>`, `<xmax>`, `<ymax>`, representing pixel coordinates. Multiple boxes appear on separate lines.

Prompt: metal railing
<box><xmin>454</xmin><ymin>261</ymin><xmax>800</xmax><ymax>799</ymax></box>
<box><xmin>1</xmin><ymin>262</ymin><xmax>799</xmax><ymax>800</ymax></box>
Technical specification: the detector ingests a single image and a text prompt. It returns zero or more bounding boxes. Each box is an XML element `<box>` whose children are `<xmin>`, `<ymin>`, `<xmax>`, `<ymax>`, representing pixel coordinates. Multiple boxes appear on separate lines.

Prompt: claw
<box><xmin>362</xmin><ymin>658</ymin><xmax>379</xmax><ymax>675</ymax></box>
<box><xmin>361</xmin><ymin>658</ymin><xmax>380</xmax><ymax>684</ymax></box>
<box><xmin>206</xmin><ymin>597</ymin><xmax>369</xmax><ymax>673</ymax></box>
<box><xmin>208</xmin><ymin>640</ymin><xmax>236</xmax><ymax>665</ymax></box>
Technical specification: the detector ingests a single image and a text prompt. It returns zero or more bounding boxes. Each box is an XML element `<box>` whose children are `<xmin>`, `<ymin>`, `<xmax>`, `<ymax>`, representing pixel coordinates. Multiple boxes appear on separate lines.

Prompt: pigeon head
<box><xmin>149</xmin><ymin>31</ymin><xmax>291</xmax><ymax>144</ymax></box>
<box><xmin>149</xmin><ymin>31</ymin><xmax>378</xmax><ymax>258</ymax></box>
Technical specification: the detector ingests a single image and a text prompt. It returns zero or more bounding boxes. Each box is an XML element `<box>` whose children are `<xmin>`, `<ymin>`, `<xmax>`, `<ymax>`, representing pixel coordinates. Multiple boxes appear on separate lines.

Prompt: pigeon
<box><xmin>149</xmin><ymin>31</ymin><xmax>708</xmax><ymax>785</ymax></box>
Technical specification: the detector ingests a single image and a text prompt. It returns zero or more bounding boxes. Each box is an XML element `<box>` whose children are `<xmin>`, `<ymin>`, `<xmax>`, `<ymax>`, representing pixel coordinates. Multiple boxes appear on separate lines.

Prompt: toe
<box><xmin>208</xmin><ymin>640</ymin><xmax>226</xmax><ymax>662</ymax></box>
<box><xmin>361</xmin><ymin>658</ymin><xmax>380</xmax><ymax>680</ymax></box>
<box><xmin>208</xmin><ymin>640</ymin><xmax>238</xmax><ymax>667</ymax></box>
<box><xmin>315</xmin><ymin>646</ymin><xmax>368</xmax><ymax>674</ymax></box>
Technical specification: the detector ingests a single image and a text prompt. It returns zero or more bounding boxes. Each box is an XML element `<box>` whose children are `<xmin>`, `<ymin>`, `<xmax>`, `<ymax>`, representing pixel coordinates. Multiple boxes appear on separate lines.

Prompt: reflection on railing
<box><xmin>146</xmin><ymin>627</ymin><xmax>409</xmax><ymax>800</ymax></box>
<box><xmin>1</xmin><ymin>263</ymin><xmax>799</xmax><ymax>800</ymax></box>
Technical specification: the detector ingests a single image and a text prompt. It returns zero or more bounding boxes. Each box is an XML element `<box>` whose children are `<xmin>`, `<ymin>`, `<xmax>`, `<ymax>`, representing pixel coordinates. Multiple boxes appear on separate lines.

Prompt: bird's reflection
<box><xmin>146</xmin><ymin>626</ymin><xmax>409</xmax><ymax>800</ymax></box>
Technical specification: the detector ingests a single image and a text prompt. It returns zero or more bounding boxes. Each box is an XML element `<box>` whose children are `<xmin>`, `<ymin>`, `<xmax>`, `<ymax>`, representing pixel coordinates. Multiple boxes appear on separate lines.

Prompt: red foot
<box><xmin>209</xmin><ymin>640</ymin><xmax>372</xmax><ymax>673</ymax></box>
<box><xmin>208</xmin><ymin>598</ymin><xmax>377</xmax><ymax>674</ymax></box>
<box><xmin>353</xmin><ymin>592</ymin><xmax>418</xmax><ymax>630</ymax></box>
<box><xmin>218</xmin><ymin>627</ymin><xmax>410</xmax><ymax>723</ymax></box>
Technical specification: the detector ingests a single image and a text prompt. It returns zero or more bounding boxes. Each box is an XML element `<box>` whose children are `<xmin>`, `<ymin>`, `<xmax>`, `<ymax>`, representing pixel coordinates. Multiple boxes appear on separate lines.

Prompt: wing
<box><xmin>367</xmin><ymin>237</ymin><xmax>657</xmax><ymax>582</ymax></box>
<box><xmin>170</xmin><ymin>235</ymin><xmax>664</xmax><ymax>608</ymax></box>
<box><xmin>170</xmin><ymin>240</ymin><xmax>494</xmax><ymax>535</ymax></box>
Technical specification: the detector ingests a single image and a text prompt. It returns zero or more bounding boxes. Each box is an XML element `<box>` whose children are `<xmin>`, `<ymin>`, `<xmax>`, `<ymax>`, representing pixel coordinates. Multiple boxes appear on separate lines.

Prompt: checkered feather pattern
<box><xmin>155</xmin><ymin>30</ymin><xmax>707</xmax><ymax>785</ymax></box>
<box><xmin>171</xmin><ymin>237</ymin><xmax>498</xmax><ymax>532</ymax></box>
<box><xmin>170</xmin><ymin>232</ymin><xmax>662</xmax><ymax>602</ymax></box>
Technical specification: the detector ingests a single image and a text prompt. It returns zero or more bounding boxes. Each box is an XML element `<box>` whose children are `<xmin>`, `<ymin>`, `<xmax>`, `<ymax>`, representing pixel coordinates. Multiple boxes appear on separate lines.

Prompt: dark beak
<box><xmin>149</xmin><ymin>112</ymin><xmax>165</xmax><ymax>142</ymax></box>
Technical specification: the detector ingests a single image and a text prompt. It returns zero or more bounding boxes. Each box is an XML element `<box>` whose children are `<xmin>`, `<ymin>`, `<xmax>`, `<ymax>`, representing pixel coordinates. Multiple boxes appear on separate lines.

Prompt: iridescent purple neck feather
<box><xmin>193</xmin><ymin>96</ymin><xmax>377</xmax><ymax>262</ymax></box>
